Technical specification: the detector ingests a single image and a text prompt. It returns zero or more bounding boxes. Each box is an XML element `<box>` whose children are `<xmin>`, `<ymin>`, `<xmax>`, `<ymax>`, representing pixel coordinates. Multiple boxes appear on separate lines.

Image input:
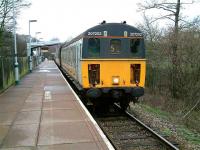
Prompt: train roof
<box><xmin>84</xmin><ymin>23</ymin><xmax>142</xmax><ymax>36</ymax></box>
<box><xmin>62</xmin><ymin>23</ymin><xmax>143</xmax><ymax>47</ymax></box>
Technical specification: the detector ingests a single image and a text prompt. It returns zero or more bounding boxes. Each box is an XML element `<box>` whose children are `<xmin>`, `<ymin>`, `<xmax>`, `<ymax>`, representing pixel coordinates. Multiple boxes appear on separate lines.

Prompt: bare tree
<box><xmin>0</xmin><ymin>0</ymin><xmax>30</xmax><ymax>32</ymax></box>
<box><xmin>138</xmin><ymin>0</ymin><xmax>194</xmax><ymax>98</ymax></box>
<box><xmin>0</xmin><ymin>0</ymin><xmax>30</xmax><ymax>55</ymax></box>
<box><xmin>17</xmin><ymin>34</ymin><xmax>28</xmax><ymax>56</ymax></box>
<box><xmin>137</xmin><ymin>13</ymin><xmax>163</xmax><ymax>49</ymax></box>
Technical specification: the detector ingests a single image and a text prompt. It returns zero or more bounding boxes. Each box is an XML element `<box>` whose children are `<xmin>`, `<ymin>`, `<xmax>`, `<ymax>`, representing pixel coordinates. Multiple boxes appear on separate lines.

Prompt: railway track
<box><xmin>60</xmin><ymin>67</ymin><xmax>179</xmax><ymax>150</ymax></box>
<box><xmin>95</xmin><ymin>104</ymin><xmax>179</xmax><ymax>150</ymax></box>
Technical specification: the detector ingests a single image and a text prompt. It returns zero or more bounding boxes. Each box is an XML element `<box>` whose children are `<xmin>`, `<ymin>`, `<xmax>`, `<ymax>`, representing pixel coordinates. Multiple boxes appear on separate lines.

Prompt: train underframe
<box><xmin>85</xmin><ymin>87</ymin><xmax>144</xmax><ymax>110</ymax></box>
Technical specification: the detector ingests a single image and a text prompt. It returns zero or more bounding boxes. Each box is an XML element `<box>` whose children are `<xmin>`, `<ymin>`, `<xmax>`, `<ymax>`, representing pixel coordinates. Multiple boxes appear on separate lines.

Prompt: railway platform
<box><xmin>0</xmin><ymin>60</ymin><xmax>113</xmax><ymax>150</ymax></box>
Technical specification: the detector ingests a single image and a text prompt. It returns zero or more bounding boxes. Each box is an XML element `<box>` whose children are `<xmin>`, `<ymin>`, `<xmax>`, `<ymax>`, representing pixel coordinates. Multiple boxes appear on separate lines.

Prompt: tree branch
<box><xmin>150</xmin><ymin>14</ymin><xmax>175</xmax><ymax>24</ymax></box>
<box><xmin>156</xmin><ymin>5</ymin><xmax>176</xmax><ymax>13</ymax></box>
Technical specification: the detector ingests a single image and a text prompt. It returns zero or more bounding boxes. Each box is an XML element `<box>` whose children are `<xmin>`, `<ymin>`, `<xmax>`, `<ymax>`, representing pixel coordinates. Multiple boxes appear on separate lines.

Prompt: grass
<box><xmin>178</xmin><ymin>127</ymin><xmax>200</xmax><ymax>145</ymax></box>
<box><xmin>140</xmin><ymin>104</ymin><xmax>171</xmax><ymax>119</ymax></box>
<box><xmin>162</xmin><ymin>128</ymin><xmax>173</xmax><ymax>136</ymax></box>
<box><xmin>138</xmin><ymin>103</ymin><xmax>200</xmax><ymax>146</ymax></box>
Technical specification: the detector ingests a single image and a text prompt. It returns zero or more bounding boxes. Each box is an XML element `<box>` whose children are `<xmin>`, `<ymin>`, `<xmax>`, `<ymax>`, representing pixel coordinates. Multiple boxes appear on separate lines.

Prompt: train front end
<box><xmin>81</xmin><ymin>23</ymin><xmax>146</xmax><ymax>109</ymax></box>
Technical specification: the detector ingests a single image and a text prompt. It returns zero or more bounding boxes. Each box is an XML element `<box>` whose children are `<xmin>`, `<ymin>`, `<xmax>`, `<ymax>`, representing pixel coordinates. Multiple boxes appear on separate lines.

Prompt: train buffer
<box><xmin>0</xmin><ymin>60</ymin><xmax>114</xmax><ymax>150</ymax></box>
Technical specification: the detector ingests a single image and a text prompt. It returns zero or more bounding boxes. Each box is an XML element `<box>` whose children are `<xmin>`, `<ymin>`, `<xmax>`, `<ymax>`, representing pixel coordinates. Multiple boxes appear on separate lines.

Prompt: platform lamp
<box><xmin>12</xmin><ymin>0</ymin><xmax>19</xmax><ymax>84</ymax></box>
<box><xmin>28</xmin><ymin>19</ymin><xmax>37</xmax><ymax>72</ymax></box>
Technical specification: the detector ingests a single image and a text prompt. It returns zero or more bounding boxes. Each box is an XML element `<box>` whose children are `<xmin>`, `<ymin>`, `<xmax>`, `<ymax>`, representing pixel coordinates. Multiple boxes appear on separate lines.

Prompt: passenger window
<box><xmin>110</xmin><ymin>39</ymin><xmax>121</xmax><ymax>53</ymax></box>
<box><xmin>130</xmin><ymin>39</ymin><xmax>140</xmax><ymax>53</ymax></box>
<box><xmin>88</xmin><ymin>38</ymin><xmax>100</xmax><ymax>57</ymax></box>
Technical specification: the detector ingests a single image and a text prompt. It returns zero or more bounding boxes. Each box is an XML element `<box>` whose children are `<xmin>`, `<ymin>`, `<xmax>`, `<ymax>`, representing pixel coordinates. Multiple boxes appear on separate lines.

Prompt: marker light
<box><xmin>112</xmin><ymin>76</ymin><xmax>120</xmax><ymax>85</ymax></box>
<box><xmin>124</xmin><ymin>31</ymin><xmax>128</xmax><ymax>37</ymax></box>
<box><xmin>104</xmin><ymin>31</ymin><xmax>107</xmax><ymax>37</ymax></box>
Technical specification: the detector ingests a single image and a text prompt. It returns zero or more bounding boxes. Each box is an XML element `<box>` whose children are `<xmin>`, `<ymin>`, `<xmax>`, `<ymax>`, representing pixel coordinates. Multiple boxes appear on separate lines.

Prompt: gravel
<box><xmin>129</xmin><ymin>103</ymin><xmax>200</xmax><ymax>150</ymax></box>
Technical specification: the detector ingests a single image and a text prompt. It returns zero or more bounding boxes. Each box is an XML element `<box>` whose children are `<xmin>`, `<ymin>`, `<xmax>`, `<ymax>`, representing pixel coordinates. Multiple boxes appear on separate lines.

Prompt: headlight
<box><xmin>112</xmin><ymin>76</ymin><xmax>119</xmax><ymax>85</ymax></box>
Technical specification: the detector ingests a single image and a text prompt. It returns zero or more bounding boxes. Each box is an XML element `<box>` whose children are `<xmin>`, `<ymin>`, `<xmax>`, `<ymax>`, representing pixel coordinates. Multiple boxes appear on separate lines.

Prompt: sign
<box><xmin>88</xmin><ymin>32</ymin><xmax>102</xmax><ymax>36</ymax></box>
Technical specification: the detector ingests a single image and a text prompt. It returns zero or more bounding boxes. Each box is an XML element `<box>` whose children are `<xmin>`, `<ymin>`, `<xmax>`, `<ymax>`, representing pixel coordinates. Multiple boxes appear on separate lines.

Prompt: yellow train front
<box><xmin>57</xmin><ymin>22</ymin><xmax>146</xmax><ymax>110</ymax></box>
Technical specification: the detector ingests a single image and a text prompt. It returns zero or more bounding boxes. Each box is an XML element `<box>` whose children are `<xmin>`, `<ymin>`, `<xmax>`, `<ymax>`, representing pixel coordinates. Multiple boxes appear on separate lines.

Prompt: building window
<box><xmin>88</xmin><ymin>38</ymin><xmax>100</xmax><ymax>57</ymax></box>
<box><xmin>110</xmin><ymin>39</ymin><xmax>121</xmax><ymax>54</ymax></box>
<box><xmin>130</xmin><ymin>39</ymin><xmax>140</xmax><ymax>53</ymax></box>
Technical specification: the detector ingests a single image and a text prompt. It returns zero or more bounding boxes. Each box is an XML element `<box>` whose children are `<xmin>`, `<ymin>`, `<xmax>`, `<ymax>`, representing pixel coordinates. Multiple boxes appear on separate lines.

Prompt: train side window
<box><xmin>88</xmin><ymin>38</ymin><xmax>100</xmax><ymax>57</ymax></box>
<box><xmin>130</xmin><ymin>39</ymin><xmax>140</xmax><ymax>53</ymax></box>
<box><xmin>110</xmin><ymin>39</ymin><xmax>121</xmax><ymax>54</ymax></box>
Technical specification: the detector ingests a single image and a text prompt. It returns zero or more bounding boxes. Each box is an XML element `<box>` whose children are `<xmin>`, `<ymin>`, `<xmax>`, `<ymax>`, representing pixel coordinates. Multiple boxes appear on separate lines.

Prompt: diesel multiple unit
<box><xmin>55</xmin><ymin>22</ymin><xmax>146</xmax><ymax>110</ymax></box>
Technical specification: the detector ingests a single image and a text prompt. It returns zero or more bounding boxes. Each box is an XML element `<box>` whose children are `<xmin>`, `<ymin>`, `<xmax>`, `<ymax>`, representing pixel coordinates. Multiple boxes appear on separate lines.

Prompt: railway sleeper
<box><xmin>120</xmin><ymin>142</ymin><xmax>164</xmax><ymax>150</ymax></box>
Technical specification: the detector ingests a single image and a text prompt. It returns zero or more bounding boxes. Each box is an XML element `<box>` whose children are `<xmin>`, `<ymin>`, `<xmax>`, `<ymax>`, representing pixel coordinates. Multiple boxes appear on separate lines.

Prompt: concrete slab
<box><xmin>5</xmin><ymin>87</ymin><xmax>31</xmax><ymax>94</ymax></box>
<box><xmin>13</xmin><ymin>83</ymin><xmax>33</xmax><ymax>88</ymax></box>
<box><xmin>0</xmin><ymin>125</ymin><xmax>10</xmax><ymax>145</ymax></box>
<box><xmin>38</xmin><ymin>122</ymin><xmax>97</xmax><ymax>146</ymax></box>
<box><xmin>43</xmin><ymin>93</ymin><xmax>76</xmax><ymax>102</ymax></box>
<box><xmin>26</xmin><ymin>95</ymin><xmax>43</xmax><ymax>102</ymax></box>
<box><xmin>0</xmin><ymin>112</ymin><xmax>17</xmax><ymax>125</ymax></box>
<box><xmin>43</xmin><ymin>85</ymin><xmax>70</xmax><ymax>95</ymax></box>
<box><xmin>29</xmin><ymin>93</ymin><xmax>43</xmax><ymax>96</ymax></box>
<box><xmin>2</xmin><ymin>124</ymin><xmax>38</xmax><ymax>148</ymax></box>
<box><xmin>0</xmin><ymin>104</ymin><xmax>22</xmax><ymax>113</ymax></box>
<box><xmin>44</xmin><ymin>85</ymin><xmax>69</xmax><ymax>91</ymax></box>
<box><xmin>21</xmin><ymin>102</ymin><xmax>42</xmax><ymax>111</ymax></box>
<box><xmin>0</xmin><ymin>147</ymin><xmax>34</xmax><ymax>150</ymax></box>
<box><xmin>0</xmin><ymin>97</ymin><xmax>25</xmax><ymax>105</ymax></box>
<box><xmin>43</xmin><ymin>101</ymin><xmax>76</xmax><ymax>110</ymax></box>
<box><xmin>31</xmin><ymin>87</ymin><xmax>44</xmax><ymax>92</ymax></box>
<box><xmin>46</xmin><ymin>73</ymin><xmax>61</xmax><ymax>76</ymax></box>
<box><xmin>37</xmin><ymin>142</ymin><xmax>108</xmax><ymax>150</ymax></box>
<box><xmin>41</xmin><ymin>109</ymin><xmax>87</xmax><ymax>123</ymax></box>
<box><xmin>14</xmin><ymin>111</ymin><xmax>41</xmax><ymax>125</ymax></box>
<box><xmin>3</xmin><ymin>90</ymin><xmax>29</xmax><ymax>98</ymax></box>
<box><xmin>44</xmin><ymin>80</ymin><xmax>67</xmax><ymax>86</ymax></box>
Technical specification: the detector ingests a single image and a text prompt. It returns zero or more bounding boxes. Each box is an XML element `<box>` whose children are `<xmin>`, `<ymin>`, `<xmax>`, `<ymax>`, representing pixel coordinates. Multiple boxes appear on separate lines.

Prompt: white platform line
<box><xmin>58</xmin><ymin>68</ymin><xmax>115</xmax><ymax>150</ymax></box>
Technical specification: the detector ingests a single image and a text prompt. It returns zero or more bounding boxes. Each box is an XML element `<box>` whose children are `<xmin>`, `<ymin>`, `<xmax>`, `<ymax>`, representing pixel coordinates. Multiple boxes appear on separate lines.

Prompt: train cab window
<box><xmin>110</xmin><ymin>39</ymin><xmax>121</xmax><ymax>54</ymax></box>
<box><xmin>88</xmin><ymin>38</ymin><xmax>100</xmax><ymax>57</ymax></box>
<box><xmin>130</xmin><ymin>39</ymin><xmax>140</xmax><ymax>53</ymax></box>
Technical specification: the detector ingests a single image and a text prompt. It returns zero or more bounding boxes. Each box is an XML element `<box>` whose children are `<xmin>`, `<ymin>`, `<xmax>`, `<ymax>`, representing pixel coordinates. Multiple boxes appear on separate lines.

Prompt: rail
<box><xmin>94</xmin><ymin>103</ymin><xmax>179</xmax><ymax>150</ymax></box>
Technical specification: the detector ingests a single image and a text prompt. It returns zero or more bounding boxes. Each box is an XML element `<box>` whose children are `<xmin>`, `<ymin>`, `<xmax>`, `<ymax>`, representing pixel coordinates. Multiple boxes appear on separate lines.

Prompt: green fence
<box><xmin>145</xmin><ymin>64</ymin><xmax>171</xmax><ymax>93</ymax></box>
<box><xmin>0</xmin><ymin>56</ymin><xmax>37</xmax><ymax>93</ymax></box>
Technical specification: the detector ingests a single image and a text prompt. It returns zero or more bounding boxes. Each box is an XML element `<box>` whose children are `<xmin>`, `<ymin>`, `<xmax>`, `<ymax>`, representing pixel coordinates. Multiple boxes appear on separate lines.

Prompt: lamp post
<box><xmin>28</xmin><ymin>20</ymin><xmax>37</xmax><ymax>72</ymax></box>
<box><xmin>12</xmin><ymin>0</ymin><xmax>19</xmax><ymax>84</ymax></box>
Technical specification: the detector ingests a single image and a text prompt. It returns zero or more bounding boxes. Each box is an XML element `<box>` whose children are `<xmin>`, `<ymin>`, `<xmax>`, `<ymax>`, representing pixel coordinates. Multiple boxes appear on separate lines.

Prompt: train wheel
<box><xmin>120</xmin><ymin>98</ymin><xmax>130</xmax><ymax>111</ymax></box>
<box><xmin>132</xmin><ymin>97</ymin><xmax>139</xmax><ymax>103</ymax></box>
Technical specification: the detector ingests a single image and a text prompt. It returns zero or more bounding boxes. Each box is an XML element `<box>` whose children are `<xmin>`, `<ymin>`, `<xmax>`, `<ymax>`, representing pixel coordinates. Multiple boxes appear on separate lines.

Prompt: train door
<box><xmin>77</xmin><ymin>41</ymin><xmax>82</xmax><ymax>84</ymax></box>
<box><xmin>75</xmin><ymin>44</ymin><xmax>78</xmax><ymax>80</ymax></box>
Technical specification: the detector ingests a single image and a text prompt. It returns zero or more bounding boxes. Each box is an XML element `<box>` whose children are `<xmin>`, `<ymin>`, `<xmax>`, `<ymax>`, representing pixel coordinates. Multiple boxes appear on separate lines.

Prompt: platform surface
<box><xmin>0</xmin><ymin>60</ymin><xmax>111</xmax><ymax>150</ymax></box>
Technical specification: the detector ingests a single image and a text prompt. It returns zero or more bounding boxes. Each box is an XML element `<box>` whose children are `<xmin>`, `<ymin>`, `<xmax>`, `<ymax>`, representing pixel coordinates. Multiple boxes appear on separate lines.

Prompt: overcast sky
<box><xmin>17</xmin><ymin>0</ymin><xmax>200</xmax><ymax>42</ymax></box>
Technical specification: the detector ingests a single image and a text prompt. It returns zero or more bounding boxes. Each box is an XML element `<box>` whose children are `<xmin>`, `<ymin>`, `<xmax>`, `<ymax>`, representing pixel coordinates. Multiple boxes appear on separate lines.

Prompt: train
<box><xmin>55</xmin><ymin>21</ymin><xmax>146</xmax><ymax>110</ymax></box>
